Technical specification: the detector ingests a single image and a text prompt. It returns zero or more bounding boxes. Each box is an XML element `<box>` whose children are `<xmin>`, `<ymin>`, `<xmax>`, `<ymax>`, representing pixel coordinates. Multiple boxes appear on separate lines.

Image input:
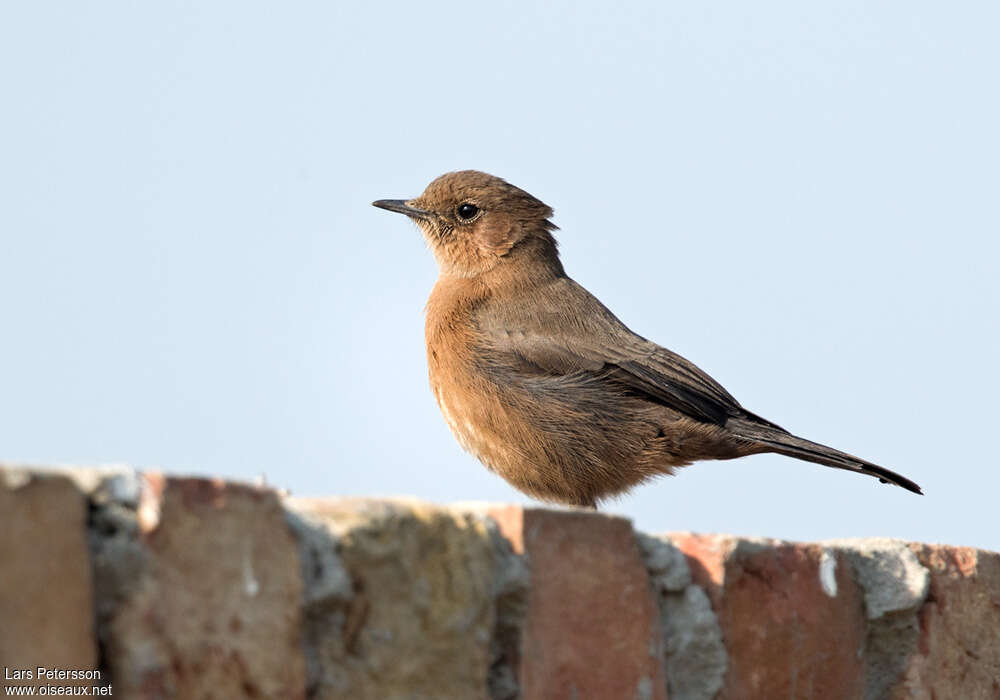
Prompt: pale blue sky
<box><xmin>2</xmin><ymin>3</ymin><xmax>997</xmax><ymax>549</ymax></box>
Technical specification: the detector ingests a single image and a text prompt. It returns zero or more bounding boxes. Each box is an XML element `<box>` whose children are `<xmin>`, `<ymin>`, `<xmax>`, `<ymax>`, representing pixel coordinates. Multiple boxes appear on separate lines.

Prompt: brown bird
<box><xmin>373</xmin><ymin>171</ymin><xmax>922</xmax><ymax>508</ymax></box>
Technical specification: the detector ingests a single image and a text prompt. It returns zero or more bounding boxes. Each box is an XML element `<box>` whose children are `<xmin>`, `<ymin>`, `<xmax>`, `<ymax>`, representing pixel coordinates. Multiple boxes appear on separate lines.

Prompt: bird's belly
<box><xmin>429</xmin><ymin>369</ymin><xmax>671</xmax><ymax>505</ymax></box>
<box><xmin>433</xmin><ymin>386</ymin><xmax>476</xmax><ymax>453</ymax></box>
<box><xmin>432</xmin><ymin>385</ymin><xmax>509</xmax><ymax>470</ymax></box>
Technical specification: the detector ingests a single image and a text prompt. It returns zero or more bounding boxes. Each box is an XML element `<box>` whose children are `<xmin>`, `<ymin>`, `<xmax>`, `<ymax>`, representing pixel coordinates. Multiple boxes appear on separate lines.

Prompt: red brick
<box><xmin>491</xmin><ymin>507</ymin><xmax>666</xmax><ymax>700</ymax></box>
<box><xmin>673</xmin><ymin>533</ymin><xmax>867</xmax><ymax>700</ymax></box>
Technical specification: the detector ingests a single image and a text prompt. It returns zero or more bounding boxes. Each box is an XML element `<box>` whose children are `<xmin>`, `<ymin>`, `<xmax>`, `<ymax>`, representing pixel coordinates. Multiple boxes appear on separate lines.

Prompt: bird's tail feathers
<box><xmin>727</xmin><ymin>417</ymin><xmax>923</xmax><ymax>495</ymax></box>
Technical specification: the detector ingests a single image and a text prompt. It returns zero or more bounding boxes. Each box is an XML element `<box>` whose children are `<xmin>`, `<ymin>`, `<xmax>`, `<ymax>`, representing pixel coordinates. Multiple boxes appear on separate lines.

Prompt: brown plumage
<box><xmin>373</xmin><ymin>170</ymin><xmax>922</xmax><ymax>508</ymax></box>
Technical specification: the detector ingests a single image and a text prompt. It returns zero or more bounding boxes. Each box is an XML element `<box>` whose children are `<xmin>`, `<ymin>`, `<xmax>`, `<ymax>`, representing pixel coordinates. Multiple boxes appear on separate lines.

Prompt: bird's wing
<box><xmin>475</xmin><ymin>277</ymin><xmax>743</xmax><ymax>426</ymax></box>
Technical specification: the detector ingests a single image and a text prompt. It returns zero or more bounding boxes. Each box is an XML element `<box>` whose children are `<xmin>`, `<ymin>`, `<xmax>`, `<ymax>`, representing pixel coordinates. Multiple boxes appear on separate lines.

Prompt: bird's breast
<box><xmin>426</xmin><ymin>342</ymin><xmax>508</xmax><ymax>471</ymax></box>
<box><xmin>424</xmin><ymin>282</ymin><xmax>506</xmax><ymax>469</ymax></box>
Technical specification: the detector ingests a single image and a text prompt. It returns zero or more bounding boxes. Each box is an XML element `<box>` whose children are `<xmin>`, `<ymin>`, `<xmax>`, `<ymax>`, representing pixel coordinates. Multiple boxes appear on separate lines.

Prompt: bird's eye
<box><xmin>456</xmin><ymin>203</ymin><xmax>480</xmax><ymax>220</ymax></box>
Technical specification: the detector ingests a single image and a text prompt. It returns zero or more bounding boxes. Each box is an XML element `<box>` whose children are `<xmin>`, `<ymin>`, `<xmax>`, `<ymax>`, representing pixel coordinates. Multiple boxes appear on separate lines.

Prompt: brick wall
<box><xmin>1</xmin><ymin>466</ymin><xmax>997</xmax><ymax>699</ymax></box>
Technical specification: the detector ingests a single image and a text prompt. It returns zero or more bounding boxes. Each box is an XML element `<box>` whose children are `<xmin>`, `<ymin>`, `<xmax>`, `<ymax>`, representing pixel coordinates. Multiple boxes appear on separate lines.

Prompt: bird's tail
<box><xmin>727</xmin><ymin>416</ymin><xmax>923</xmax><ymax>495</ymax></box>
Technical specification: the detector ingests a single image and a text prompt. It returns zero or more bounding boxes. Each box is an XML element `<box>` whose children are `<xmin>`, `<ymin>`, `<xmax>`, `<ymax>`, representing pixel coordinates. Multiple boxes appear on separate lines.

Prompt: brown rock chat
<box><xmin>373</xmin><ymin>171</ymin><xmax>922</xmax><ymax>507</ymax></box>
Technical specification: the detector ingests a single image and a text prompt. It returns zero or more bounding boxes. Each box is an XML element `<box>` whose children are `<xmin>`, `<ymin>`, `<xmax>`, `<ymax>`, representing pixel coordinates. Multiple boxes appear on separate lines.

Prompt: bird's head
<box><xmin>374</xmin><ymin>170</ymin><xmax>560</xmax><ymax>278</ymax></box>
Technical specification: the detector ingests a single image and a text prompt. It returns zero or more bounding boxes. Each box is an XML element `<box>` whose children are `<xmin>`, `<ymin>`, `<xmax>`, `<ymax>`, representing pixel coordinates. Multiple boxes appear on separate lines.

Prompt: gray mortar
<box><xmin>825</xmin><ymin>538</ymin><xmax>930</xmax><ymax>700</ymax></box>
<box><xmin>447</xmin><ymin>504</ymin><xmax>532</xmax><ymax>700</ymax></box>
<box><xmin>639</xmin><ymin>532</ymin><xmax>692</xmax><ymax>593</ymax></box>
<box><xmin>481</xmin><ymin>513</ymin><xmax>530</xmax><ymax>700</ymax></box>
<box><xmin>286</xmin><ymin>509</ymin><xmax>354</xmax><ymax>608</ymax></box>
<box><xmin>638</xmin><ymin>533</ymin><xmax>727</xmax><ymax>700</ymax></box>
<box><xmin>284</xmin><ymin>507</ymin><xmax>357</xmax><ymax>698</ymax></box>
<box><xmin>81</xmin><ymin>468</ymin><xmax>151</xmax><ymax>688</ymax></box>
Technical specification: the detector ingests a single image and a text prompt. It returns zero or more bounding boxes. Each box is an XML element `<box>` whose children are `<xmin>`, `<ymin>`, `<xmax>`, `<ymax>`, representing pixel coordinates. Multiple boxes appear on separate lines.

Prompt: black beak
<box><xmin>372</xmin><ymin>199</ymin><xmax>432</xmax><ymax>221</ymax></box>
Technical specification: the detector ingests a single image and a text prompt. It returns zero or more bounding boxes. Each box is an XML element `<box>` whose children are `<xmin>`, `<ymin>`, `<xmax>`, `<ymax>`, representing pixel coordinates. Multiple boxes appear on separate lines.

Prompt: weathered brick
<box><xmin>100</xmin><ymin>474</ymin><xmax>307</xmax><ymax>699</ymax></box>
<box><xmin>672</xmin><ymin>533</ymin><xmax>867</xmax><ymax>700</ymax></box>
<box><xmin>289</xmin><ymin>498</ymin><xmax>524</xmax><ymax>700</ymax></box>
<box><xmin>888</xmin><ymin>544</ymin><xmax>1000</xmax><ymax>699</ymax></box>
<box><xmin>0</xmin><ymin>468</ymin><xmax>99</xmax><ymax>690</ymax></box>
